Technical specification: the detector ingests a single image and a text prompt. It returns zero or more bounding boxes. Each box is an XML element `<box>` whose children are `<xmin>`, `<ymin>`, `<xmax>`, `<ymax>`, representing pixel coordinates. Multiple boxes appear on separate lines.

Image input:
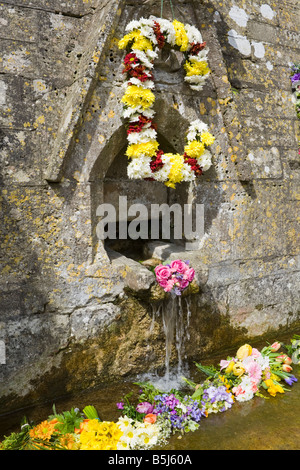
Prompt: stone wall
<box><xmin>0</xmin><ymin>0</ymin><xmax>299</xmax><ymax>412</ymax></box>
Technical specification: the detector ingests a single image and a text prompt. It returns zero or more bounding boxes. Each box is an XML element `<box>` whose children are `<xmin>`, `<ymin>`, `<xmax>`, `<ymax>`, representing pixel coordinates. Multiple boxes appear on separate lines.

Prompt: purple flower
<box><xmin>284</xmin><ymin>375</ymin><xmax>298</xmax><ymax>386</ymax></box>
<box><xmin>116</xmin><ymin>402</ymin><xmax>124</xmax><ymax>410</ymax></box>
<box><xmin>291</xmin><ymin>73</ymin><xmax>300</xmax><ymax>83</ymax></box>
<box><xmin>136</xmin><ymin>401</ymin><xmax>154</xmax><ymax>414</ymax></box>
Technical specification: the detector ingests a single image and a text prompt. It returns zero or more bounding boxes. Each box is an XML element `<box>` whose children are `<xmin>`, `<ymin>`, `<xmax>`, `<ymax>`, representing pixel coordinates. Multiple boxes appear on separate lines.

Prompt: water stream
<box><xmin>141</xmin><ymin>294</ymin><xmax>192</xmax><ymax>391</ymax></box>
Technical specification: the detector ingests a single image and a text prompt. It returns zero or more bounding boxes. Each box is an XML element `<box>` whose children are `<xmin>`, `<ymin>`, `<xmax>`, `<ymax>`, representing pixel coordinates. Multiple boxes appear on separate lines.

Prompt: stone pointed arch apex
<box><xmin>43</xmin><ymin>0</ymin><xmax>124</xmax><ymax>183</ymax></box>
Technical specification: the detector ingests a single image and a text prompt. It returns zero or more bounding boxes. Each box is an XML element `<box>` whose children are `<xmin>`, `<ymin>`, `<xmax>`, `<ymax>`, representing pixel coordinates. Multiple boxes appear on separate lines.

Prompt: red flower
<box><xmin>123</xmin><ymin>63</ymin><xmax>154</xmax><ymax>82</ymax></box>
<box><xmin>153</xmin><ymin>21</ymin><xmax>165</xmax><ymax>49</ymax></box>
<box><xmin>189</xmin><ymin>42</ymin><xmax>207</xmax><ymax>56</ymax></box>
<box><xmin>127</xmin><ymin>115</ymin><xmax>156</xmax><ymax>135</ymax></box>
<box><xmin>150</xmin><ymin>150</ymin><xmax>164</xmax><ymax>172</ymax></box>
<box><xmin>124</xmin><ymin>52</ymin><xmax>139</xmax><ymax>66</ymax></box>
<box><xmin>184</xmin><ymin>153</ymin><xmax>203</xmax><ymax>176</ymax></box>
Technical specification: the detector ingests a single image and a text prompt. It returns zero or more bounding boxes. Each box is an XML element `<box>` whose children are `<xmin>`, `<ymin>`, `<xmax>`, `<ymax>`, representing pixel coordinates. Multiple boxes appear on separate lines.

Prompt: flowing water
<box><xmin>140</xmin><ymin>294</ymin><xmax>192</xmax><ymax>391</ymax></box>
<box><xmin>0</xmin><ymin>298</ymin><xmax>299</xmax><ymax>450</ymax></box>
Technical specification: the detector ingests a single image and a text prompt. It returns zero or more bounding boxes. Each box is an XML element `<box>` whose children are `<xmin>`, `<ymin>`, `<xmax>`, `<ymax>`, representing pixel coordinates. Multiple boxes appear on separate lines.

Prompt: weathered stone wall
<box><xmin>0</xmin><ymin>0</ymin><xmax>300</xmax><ymax>412</ymax></box>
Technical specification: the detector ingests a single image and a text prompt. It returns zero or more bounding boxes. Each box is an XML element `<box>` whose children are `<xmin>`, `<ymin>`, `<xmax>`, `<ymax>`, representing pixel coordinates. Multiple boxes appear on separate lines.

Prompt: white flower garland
<box><xmin>118</xmin><ymin>16</ymin><xmax>215</xmax><ymax>189</ymax></box>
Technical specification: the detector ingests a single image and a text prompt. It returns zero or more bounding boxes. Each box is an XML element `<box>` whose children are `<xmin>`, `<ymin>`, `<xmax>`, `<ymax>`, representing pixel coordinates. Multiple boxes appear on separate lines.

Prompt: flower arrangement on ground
<box><xmin>290</xmin><ymin>63</ymin><xmax>300</xmax><ymax>154</ymax></box>
<box><xmin>290</xmin><ymin>63</ymin><xmax>300</xmax><ymax>119</ymax></box>
<box><xmin>154</xmin><ymin>259</ymin><xmax>195</xmax><ymax>295</ymax></box>
<box><xmin>191</xmin><ymin>339</ymin><xmax>298</xmax><ymax>402</ymax></box>
<box><xmin>0</xmin><ymin>336</ymin><xmax>298</xmax><ymax>450</ymax></box>
<box><xmin>118</xmin><ymin>16</ymin><xmax>215</xmax><ymax>188</ymax></box>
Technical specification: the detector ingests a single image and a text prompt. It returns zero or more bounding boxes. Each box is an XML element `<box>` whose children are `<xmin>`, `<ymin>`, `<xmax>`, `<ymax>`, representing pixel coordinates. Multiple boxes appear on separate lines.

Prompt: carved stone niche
<box><xmin>90</xmin><ymin>127</ymin><xmax>191</xmax><ymax>265</ymax></box>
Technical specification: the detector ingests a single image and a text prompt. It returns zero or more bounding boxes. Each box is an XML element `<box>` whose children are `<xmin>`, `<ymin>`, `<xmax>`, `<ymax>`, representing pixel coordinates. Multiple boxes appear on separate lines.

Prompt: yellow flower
<box><xmin>275</xmin><ymin>383</ymin><xmax>285</xmax><ymax>394</ymax></box>
<box><xmin>79</xmin><ymin>419</ymin><xmax>123</xmax><ymax>451</ymax></box>
<box><xmin>264</xmin><ymin>379</ymin><xmax>274</xmax><ymax>388</ymax></box>
<box><xmin>121</xmin><ymin>85</ymin><xmax>155</xmax><ymax>110</ymax></box>
<box><xmin>173</xmin><ymin>20</ymin><xmax>189</xmax><ymax>51</ymax></box>
<box><xmin>232</xmin><ymin>361</ymin><xmax>245</xmax><ymax>377</ymax></box>
<box><xmin>118</xmin><ymin>30</ymin><xmax>153</xmax><ymax>51</ymax></box>
<box><xmin>201</xmin><ymin>131</ymin><xmax>215</xmax><ymax>146</ymax></box>
<box><xmin>184</xmin><ymin>140</ymin><xmax>205</xmax><ymax>158</ymax></box>
<box><xmin>270</xmin><ymin>373</ymin><xmax>281</xmax><ymax>381</ymax></box>
<box><xmin>224</xmin><ymin>361</ymin><xmax>235</xmax><ymax>374</ymax></box>
<box><xmin>263</xmin><ymin>378</ymin><xmax>284</xmax><ymax>397</ymax></box>
<box><xmin>165</xmin><ymin>153</ymin><xmax>184</xmax><ymax>189</ymax></box>
<box><xmin>236</xmin><ymin>344</ymin><xmax>252</xmax><ymax>360</ymax></box>
<box><xmin>126</xmin><ymin>141</ymin><xmax>159</xmax><ymax>158</ymax></box>
<box><xmin>184</xmin><ymin>58</ymin><xmax>210</xmax><ymax>76</ymax></box>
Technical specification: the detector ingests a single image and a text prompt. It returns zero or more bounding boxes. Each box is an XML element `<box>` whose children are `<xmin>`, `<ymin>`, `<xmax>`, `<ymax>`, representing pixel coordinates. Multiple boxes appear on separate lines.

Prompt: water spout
<box><xmin>143</xmin><ymin>294</ymin><xmax>192</xmax><ymax>391</ymax></box>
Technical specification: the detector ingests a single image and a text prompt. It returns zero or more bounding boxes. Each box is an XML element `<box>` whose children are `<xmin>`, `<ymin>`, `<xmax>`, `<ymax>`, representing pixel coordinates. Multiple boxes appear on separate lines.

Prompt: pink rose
<box><xmin>164</xmin><ymin>279</ymin><xmax>176</xmax><ymax>292</ymax></box>
<box><xmin>157</xmin><ymin>278</ymin><xmax>168</xmax><ymax>288</ymax></box>
<box><xmin>170</xmin><ymin>260</ymin><xmax>188</xmax><ymax>274</ymax></box>
<box><xmin>155</xmin><ymin>264</ymin><xmax>171</xmax><ymax>283</ymax></box>
<box><xmin>185</xmin><ymin>268</ymin><xmax>195</xmax><ymax>282</ymax></box>
<box><xmin>179</xmin><ymin>279</ymin><xmax>189</xmax><ymax>290</ymax></box>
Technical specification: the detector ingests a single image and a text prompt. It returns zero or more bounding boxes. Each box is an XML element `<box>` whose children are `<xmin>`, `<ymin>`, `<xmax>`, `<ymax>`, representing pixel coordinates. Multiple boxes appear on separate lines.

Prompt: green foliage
<box><xmin>48</xmin><ymin>405</ymin><xmax>83</xmax><ymax>434</ymax></box>
<box><xmin>0</xmin><ymin>417</ymin><xmax>33</xmax><ymax>450</ymax></box>
<box><xmin>194</xmin><ymin>362</ymin><xmax>218</xmax><ymax>379</ymax></box>
<box><xmin>83</xmin><ymin>405</ymin><xmax>100</xmax><ymax>420</ymax></box>
<box><xmin>119</xmin><ymin>391</ymin><xmax>144</xmax><ymax>421</ymax></box>
<box><xmin>134</xmin><ymin>381</ymin><xmax>163</xmax><ymax>403</ymax></box>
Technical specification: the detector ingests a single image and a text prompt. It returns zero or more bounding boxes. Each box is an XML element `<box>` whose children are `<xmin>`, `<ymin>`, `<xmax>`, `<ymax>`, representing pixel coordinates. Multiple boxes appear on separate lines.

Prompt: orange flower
<box><xmin>29</xmin><ymin>419</ymin><xmax>57</xmax><ymax>441</ymax></box>
<box><xmin>144</xmin><ymin>413</ymin><xmax>157</xmax><ymax>424</ymax></box>
<box><xmin>78</xmin><ymin>419</ymin><xmax>90</xmax><ymax>433</ymax></box>
<box><xmin>60</xmin><ymin>433</ymin><xmax>77</xmax><ymax>450</ymax></box>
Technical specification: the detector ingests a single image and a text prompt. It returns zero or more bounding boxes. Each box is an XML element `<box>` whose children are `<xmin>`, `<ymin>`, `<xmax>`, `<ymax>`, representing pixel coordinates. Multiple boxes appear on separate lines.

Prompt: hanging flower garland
<box><xmin>290</xmin><ymin>63</ymin><xmax>300</xmax><ymax>119</ymax></box>
<box><xmin>290</xmin><ymin>63</ymin><xmax>300</xmax><ymax>155</ymax></box>
<box><xmin>118</xmin><ymin>16</ymin><xmax>215</xmax><ymax>189</ymax></box>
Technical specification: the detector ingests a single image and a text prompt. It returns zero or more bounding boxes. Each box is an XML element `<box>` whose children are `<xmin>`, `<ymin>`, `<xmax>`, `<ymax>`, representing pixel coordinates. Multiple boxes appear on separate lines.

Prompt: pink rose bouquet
<box><xmin>154</xmin><ymin>259</ymin><xmax>195</xmax><ymax>296</ymax></box>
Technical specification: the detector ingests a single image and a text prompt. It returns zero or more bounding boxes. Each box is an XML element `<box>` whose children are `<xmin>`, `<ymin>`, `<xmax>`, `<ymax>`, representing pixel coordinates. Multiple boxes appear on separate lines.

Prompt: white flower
<box><xmin>197</xmin><ymin>150</ymin><xmax>212</xmax><ymax>171</ymax></box>
<box><xmin>127</xmin><ymin>127</ymin><xmax>157</xmax><ymax>144</ymax></box>
<box><xmin>185</xmin><ymin>75</ymin><xmax>208</xmax><ymax>85</ymax></box>
<box><xmin>125</xmin><ymin>20</ymin><xmax>142</xmax><ymax>32</ymax></box>
<box><xmin>185</xmin><ymin>23</ymin><xmax>203</xmax><ymax>45</ymax></box>
<box><xmin>123</xmin><ymin>77</ymin><xmax>155</xmax><ymax>89</ymax></box>
<box><xmin>123</xmin><ymin>106</ymin><xmax>155</xmax><ymax>120</ymax></box>
<box><xmin>117</xmin><ymin>415</ymin><xmax>134</xmax><ymax>432</ymax></box>
<box><xmin>186</xmin><ymin>119</ymin><xmax>209</xmax><ymax>141</ymax></box>
<box><xmin>119</xmin><ymin>425</ymin><xmax>140</xmax><ymax>449</ymax></box>
<box><xmin>256</xmin><ymin>354</ymin><xmax>270</xmax><ymax>370</ymax></box>
<box><xmin>140</xmin><ymin>25</ymin><xmax>157</xmax><ymax>45</ymax></box>
<box><xmin>132</xmin><ymin>48</ymin><xmax>158</xmax><ymax>65</ymax></box>
<box><xmin>181</xmin><ymin>162</ymin><xmax>196</xmax><ymax>181</ymax></box>
<box><xmin>188</xmin><ymin>49</ymin><xmax>208</xmax><ymax>61</ymax></box>
<box><xmin>127</xmin><ymin>156</ymin><xmax>152</xmax><ymax>179</ymax></box>
<box><xmin>152</xmin><ymin>17</ymin><xmax>176</xmax><ymax>45</ymax></box>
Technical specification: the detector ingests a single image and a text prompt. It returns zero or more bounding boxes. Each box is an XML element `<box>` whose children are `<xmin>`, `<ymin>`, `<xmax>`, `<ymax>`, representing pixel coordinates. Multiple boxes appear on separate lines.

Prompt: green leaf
<box><xmin>83</xmin><ymin>405</ymin><xmax>100</xmax><ymax>420</ymax></box>
<box><xmin>194</xmin><ymin>362</ymin><xmax>218</xmax><ymax>378</ymax></box>
<box><xmin>191</xmin><ymin>387</ymin><xmax>203</xmax><ymax>400</ymax></box>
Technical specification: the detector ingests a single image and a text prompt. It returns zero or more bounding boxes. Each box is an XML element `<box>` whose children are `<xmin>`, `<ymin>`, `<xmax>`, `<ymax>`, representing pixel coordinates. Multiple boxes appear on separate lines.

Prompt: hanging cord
<box><xmin>160</xmin><ymin>0</ymin><xmax>175</xmax><ymax>20</ymax></box>
<box><xmin>169</xmin><ymin>0</ymin><xmax>175</xmax><ymax>20</ymax></box>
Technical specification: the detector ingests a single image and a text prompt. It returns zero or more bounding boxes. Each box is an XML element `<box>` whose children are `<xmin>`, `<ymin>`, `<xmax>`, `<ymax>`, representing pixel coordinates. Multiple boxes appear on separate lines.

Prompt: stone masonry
<box><xmin>0</xmin><ymin>0</ymin><xmax>299</xmax><ymax>413</ymax></box>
